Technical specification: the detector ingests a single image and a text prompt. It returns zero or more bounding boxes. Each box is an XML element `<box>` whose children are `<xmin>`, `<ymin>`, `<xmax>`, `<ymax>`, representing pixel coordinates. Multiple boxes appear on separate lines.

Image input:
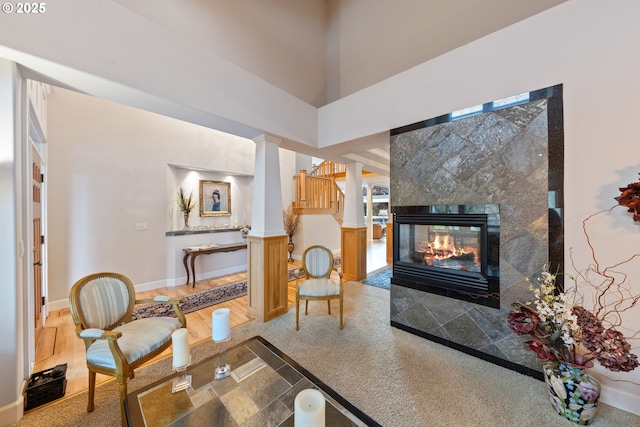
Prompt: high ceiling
<box><xmin>304</xmin><ymin>0</ymin><xmax>567</xmax><ymax>184</ymax></box>
<box><xmin>7</xmin><ymin>0</ymin><xmax>568</xmax><ymax>187</ymax></box>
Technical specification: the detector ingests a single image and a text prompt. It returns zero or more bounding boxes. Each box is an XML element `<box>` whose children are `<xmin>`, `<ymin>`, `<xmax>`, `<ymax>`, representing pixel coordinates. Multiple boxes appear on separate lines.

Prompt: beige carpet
<box><xmin>14</xmin><ymin>281</ymin><xmax>640</xmax><ymax>427</ymax></box>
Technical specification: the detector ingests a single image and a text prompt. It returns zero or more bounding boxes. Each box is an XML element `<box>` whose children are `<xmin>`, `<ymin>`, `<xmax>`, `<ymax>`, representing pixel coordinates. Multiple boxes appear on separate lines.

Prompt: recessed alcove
<box><xmin>389</xmin><ymin>85</ymin><xmax>564</xmax><ymax>378</ymax></box>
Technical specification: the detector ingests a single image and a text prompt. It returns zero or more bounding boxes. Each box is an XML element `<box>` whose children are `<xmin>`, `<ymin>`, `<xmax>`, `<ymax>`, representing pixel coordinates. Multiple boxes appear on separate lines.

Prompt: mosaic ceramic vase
<box><xmin>543</xmin><ymin>361</ymin><xmax>600</xmax><ymax>425</ymax></box>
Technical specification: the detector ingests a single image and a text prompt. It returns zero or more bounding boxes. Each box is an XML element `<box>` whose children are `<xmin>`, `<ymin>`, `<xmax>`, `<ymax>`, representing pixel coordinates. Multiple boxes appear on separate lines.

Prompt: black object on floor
<box><xmin>25</xmin><ymin>363</ymin><xmax>67</xmax><ymax>410</ymax></box>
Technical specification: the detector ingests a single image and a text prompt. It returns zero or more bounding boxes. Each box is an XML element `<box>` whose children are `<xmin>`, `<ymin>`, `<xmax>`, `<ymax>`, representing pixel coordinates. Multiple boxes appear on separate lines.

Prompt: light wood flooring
<box><xmin>31</xmin><ymin>239</ymin><xmax>389</xmax><ymax>407</ymax></box>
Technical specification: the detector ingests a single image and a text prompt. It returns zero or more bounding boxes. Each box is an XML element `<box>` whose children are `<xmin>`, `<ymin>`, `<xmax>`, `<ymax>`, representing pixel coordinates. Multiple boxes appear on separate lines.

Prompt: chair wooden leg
<box><xmin>327</xmin><ymin>300</ymin><xmax>331</xmax><ymax>314</ymax></box>
<box><xmin>87</xmin><ymin>370</ymin><xmax>96</xmax><ymax>412</ymax></box>
<box><xmin>305</xmin><ymin>300</ymin><xmax>309</xmax><ymax>315</ymax></box>
<box><xmin>296</xmin><ymin>295</ymin><xmax>300</xmax><ymax>330</ymax></box>
<box><xmin>339</xmin><ymin>296</ymin><xmax>344</xmax><ymax>330</ymax></box>
<box><xmin>118</xmin><ymin>378</ymin><xmax>129</xmax><ymax>427</ymax></box>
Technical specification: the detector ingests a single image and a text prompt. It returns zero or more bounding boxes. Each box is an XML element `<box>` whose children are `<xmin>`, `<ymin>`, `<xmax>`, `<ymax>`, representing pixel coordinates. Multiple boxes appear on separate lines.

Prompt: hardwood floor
<box><xmin>31</xmin><ymin>269</ymin><xmax>293</xmax><ymax>400</ymax></box>
<box><xmin>31</xmin><ymin>239</ymin><xmax>389</xmax><ymax>405</ymax></box>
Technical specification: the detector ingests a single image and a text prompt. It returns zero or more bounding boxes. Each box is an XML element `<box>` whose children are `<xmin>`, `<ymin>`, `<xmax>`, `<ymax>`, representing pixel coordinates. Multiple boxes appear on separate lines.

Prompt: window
<box><xmin>450</xmin><ymin>92</ymin><xmax>530</xmax><ymax>121</ymax></box>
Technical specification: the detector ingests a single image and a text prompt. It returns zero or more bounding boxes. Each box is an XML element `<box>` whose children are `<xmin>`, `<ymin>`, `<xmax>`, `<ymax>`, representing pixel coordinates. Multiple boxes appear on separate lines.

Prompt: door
<box><xmin>32</xmin><ymin>147</ymin><xmax>44</xmax><ymax>347</ymax></box>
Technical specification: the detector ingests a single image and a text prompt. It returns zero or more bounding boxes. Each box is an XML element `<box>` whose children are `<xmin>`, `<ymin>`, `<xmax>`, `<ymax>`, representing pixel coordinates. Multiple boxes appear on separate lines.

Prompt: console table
<box><xmin>183</xmin><ymin>242</ymin><xmax>247</xmax><ymax>287</ymax></box>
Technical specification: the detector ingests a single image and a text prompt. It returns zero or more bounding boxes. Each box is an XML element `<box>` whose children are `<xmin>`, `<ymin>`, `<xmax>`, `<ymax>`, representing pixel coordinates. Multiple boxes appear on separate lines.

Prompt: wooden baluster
<box><xmin>299</xmin><ymin>169</ymin><xmax>307</xmax><ymax>208</ymax></box>
<box><xmin>293</xmin><ymin>175</ymin><xmax>300</xmax><ymax>208</ymax></box>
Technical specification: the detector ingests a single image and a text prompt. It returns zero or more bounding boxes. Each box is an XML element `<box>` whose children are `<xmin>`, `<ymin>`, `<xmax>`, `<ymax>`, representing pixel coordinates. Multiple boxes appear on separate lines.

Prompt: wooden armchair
<box><xmin>69</xmin><ymin>272</ymin><xmax>186</xmax><ymax>427</ymax></box>
<box><xmin>296</xmin><ymin>245</ymin><xmax>344</xmax><ymax>330</ymax></box>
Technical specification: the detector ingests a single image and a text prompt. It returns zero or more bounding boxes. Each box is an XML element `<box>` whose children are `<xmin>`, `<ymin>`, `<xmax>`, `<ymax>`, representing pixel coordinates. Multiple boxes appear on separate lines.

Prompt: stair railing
<box><xmin>293</xmin><ymin>169</ymin><xmax>344</xmax><ymax>224</ymax></box>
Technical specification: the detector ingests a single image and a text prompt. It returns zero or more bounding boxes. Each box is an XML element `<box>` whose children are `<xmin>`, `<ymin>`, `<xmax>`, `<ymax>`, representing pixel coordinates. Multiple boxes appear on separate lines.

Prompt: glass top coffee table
<box><xmin>125</xmin><ymin>336</ymin><xmax>381</xmax><ymax>426</ymax></box>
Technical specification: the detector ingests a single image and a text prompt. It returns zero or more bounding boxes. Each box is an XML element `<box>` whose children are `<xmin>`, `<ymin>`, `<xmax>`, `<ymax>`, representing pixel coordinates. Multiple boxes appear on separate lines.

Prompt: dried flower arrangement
<box><xmin>508</xmin><ymin>209</ymin><xmax>640</xmax><ymax>372</ymax></box>
<box><xmin>616</xmin><ymin>172</ymin><xmax>640</xmax><ymax>222</ymax></box>
<box><xmin>283</xmin><ymin>206</ymin><xmax>300</xmax><ymax>237</ymax></box>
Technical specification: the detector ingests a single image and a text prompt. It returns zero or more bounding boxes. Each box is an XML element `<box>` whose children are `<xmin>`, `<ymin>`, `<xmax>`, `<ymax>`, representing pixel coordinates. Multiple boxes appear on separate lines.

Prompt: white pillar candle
<box><xmin>212</xmin><ymin>308</ymin><xmax>231</xmax><ymax>342</ymax></box>
<box><xmin>294</xmin><ymin>389</ymin><xmax>325</xmax><ymax>427</ymax></box>
<box><xmin>171</xmin><ymin>328</ymin><xmax>189</xmax><ymax>369</ymax></box>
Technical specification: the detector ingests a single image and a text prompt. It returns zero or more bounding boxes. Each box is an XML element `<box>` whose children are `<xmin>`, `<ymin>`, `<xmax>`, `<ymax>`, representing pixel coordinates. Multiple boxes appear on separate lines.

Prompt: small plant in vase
<box><xmin>177</xmin><ymin>188</ymin><xmax>196</xmax><ymax>230</ymax></box>
<box><xmin>283</xmin><ymin>206</ymin><xmax>300</xmax><ymax>262</ymax></box>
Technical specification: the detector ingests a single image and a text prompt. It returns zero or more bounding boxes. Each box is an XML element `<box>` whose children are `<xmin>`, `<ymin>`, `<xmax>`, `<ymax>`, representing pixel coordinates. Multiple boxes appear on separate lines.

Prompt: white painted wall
<box><xmin>296</xmin><ymin>215</ymin><xmax>342</xmax><ymax>260</ymax></box>
<box><xmin>46</xmin><ymin>89</ymin><xmax>299</xmax><ymax>308</ymax></box>
<box><xmin>0</xmin><ymin>59</ymin><xmax>26</xmax><ymax>425</ymax></box>
<box><xmin>46</xmin><ymin>88</ymin><xmax>260</xmax><ymax>307</ymax></box>
<box><xmin>0</xmin><ymin>0</ymin><xmax>320</xmax><ymax>148</ymax></box>
<box><xmin>280</xmin><ymin>148</ymin><xmax>298</xmax><ymax>212</ymax></box>
<box><xmin>319</xmin><ymin>0</ymin><xmax>640</xmax><ymax>413</ymax></box>
<box><xmin>325</xmin><ymin>0</ymin><xmax>567</xmax><ymax>101</ymax></box>
<box><xmin>112</xmin><ymin>0</ymin><xmax>328</xmax><ymax>107</ymax></box>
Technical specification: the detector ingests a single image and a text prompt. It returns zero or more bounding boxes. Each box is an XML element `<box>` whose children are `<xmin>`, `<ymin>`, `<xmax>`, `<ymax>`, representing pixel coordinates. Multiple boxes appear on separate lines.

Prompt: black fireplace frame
<box><xmin>391</xmin><ymin>205</ymin><xmax>500</xmax><ymax>308</ymax></box>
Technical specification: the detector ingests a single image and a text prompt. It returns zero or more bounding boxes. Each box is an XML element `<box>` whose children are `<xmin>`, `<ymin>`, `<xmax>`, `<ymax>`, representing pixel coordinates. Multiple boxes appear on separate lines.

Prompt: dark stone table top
<box><xmin>125</xmin><ymin>336</ymin><xmax>380</xmax><ymax>427</ymax></box>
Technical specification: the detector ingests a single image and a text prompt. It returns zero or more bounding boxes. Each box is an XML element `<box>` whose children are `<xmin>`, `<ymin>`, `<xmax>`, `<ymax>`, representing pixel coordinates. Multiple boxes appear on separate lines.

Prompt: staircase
<box><xmin>309</xmin><ymin>160</ymin><xmax>345</xmax><ymax>178</ymax></box>
<box><xmin>292</xmin><ymin>161</ymin><xmax>345</xmax><ymax>224</ymax></box>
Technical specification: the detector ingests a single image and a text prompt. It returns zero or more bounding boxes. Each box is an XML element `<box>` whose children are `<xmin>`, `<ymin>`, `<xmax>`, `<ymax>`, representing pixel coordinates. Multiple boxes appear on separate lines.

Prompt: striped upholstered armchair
<box><xmin>69</xmin><ymin>272</ymin><xmax>185</xmax><ymax>427</ymax></box>
<box><xmin>295</xmin><ymin>245</ymin><xmax>344</xmax><ymax>330</ymax></box>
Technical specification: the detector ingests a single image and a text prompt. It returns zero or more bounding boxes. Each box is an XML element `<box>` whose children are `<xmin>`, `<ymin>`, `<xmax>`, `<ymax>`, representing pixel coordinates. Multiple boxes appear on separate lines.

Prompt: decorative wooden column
<box><xmin>341</xmin><ymin>227</ymin><xmax>367</xmax><ymax>282</ymax></box>
<box><xmin>247</xmin><ymin>134</ymin><xmax>289</xmax><ymax>322</ymax></box>
<box><xmin>341</xmin><ymin>162</ymin><xmax>367</xmax><ymax>282</ymax></box>
<box><xmin>247</xmin><ymin>234</ymin><xmax>288</xmax><ymax>322</ymax></box>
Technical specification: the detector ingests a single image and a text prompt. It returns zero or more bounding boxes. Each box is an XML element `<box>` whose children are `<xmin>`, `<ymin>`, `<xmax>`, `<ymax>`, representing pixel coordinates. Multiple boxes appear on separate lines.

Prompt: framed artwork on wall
<box><xmin>199</xmin><ymin>180</ymin><xmax>231</xmax><ymax>216</ymax></box>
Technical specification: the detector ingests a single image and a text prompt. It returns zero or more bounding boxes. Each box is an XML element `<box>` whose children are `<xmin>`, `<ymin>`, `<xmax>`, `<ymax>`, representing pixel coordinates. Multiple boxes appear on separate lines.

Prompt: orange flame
<box><xmin>419</xmin><ymin>233</ymin><xmax>478</xmax><ymax>265</ymax></box>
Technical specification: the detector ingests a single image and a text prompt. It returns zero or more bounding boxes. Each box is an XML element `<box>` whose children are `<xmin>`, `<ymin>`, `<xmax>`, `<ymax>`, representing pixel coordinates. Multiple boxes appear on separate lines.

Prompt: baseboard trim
<box><xmin>48</xmin><ymin>266</ymin><xmax>250</xmax><ymax>311</ymax></box>
<box><xmin>599</xmin><ymin>383</ymin><xmax>640</xmax><ymax>416</ymax></box>
<box><xmin>0</xmin><ymin>391</ymin><xmax>24</xmax><ymax>426</ymax></box>
<box><xmin>164</xmin><ymin>264</ymin><xmax>248</xmax><ymax>288</ymax></box>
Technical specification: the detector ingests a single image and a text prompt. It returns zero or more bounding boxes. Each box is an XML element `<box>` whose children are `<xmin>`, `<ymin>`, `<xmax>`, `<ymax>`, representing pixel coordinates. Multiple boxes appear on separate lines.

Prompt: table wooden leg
<box><xmin>190</xmin><ymin>254</ymin><xmax>198</xmax><ymax>288</ymax></box>
<box><xmin>183</xmin><ymin>253</ymin><xmax>190</xmax><ymax>286</ymax></box>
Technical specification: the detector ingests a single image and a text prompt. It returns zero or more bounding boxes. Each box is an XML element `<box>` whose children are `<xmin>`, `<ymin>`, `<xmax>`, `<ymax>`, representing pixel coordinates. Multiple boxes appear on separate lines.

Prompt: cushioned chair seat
<box><xmin>86</xmin><ymin>317</ymin><xmax>182</xmax><ymax>369</ymax></box>
<box><xmin>298</xmin><ymin>278</ymin><xmax>341</xmax><ymax>297</ymax></box>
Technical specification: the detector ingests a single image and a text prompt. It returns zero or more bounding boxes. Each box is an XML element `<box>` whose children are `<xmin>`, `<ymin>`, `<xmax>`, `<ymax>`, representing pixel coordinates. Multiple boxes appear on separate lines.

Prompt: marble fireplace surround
<box><xmin>389</xmin><ymin>85</ymin><xmax>564</xmax><ymax>379</ymax></box>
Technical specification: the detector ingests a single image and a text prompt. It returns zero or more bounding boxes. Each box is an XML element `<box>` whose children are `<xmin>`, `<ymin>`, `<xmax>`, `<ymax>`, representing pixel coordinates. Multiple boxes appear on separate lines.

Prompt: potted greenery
<box><xmin>177</xmin><ymin>188</ymin><xmax>195</xmax><ymax>230</ymax></box>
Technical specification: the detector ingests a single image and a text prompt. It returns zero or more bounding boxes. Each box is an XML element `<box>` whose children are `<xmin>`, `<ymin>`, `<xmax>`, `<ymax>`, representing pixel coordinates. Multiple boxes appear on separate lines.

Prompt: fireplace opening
<box><xmin>392</xmin><ymin>205</ymin><xmax>500</xmax><ymax>308</ymax></box>
<box><xmin>399</xmin><ymin>223</ymin><xmax>481</xmax><ymax>272</ymax></box>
